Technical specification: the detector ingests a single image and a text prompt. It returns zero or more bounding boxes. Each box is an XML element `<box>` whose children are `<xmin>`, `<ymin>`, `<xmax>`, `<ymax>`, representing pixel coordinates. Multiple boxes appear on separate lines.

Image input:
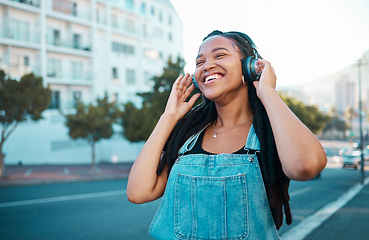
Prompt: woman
<box><xmin>127</xmin><ymin>30</ymin><xmax>327</xmax><ymax>239</ymax></box>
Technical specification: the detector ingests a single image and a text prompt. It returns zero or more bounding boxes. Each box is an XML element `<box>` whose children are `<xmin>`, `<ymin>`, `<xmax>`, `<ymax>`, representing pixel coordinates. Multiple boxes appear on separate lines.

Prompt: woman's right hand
<box><xmin>127</xmin><ymin>74</ymin><xmax>201</xmax><ymax>204</ymax></box>
<box><xmin>164</xmin><ymin>73</ymin><xmax>201</xmax><ymax>121</ymax></box>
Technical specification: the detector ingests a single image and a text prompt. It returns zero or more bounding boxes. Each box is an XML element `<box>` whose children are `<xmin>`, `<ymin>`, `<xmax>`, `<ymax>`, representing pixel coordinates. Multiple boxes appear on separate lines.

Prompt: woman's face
<box><xmin>194</xmin><ymin>35</ymin><xmax>245</xmax><ymax>101</ymax></box>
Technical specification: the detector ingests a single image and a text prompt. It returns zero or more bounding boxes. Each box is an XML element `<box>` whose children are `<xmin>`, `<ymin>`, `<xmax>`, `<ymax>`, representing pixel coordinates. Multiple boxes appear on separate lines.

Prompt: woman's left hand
<box><xmin>253</xmin><ymin>59</ymin><xmax>277</xmax><ymax>100</ymax></box>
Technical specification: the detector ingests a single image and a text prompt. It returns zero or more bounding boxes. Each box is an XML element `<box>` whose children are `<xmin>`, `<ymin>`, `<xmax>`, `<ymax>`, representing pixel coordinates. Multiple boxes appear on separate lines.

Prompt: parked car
<box><xmin>342</xmin><ymin>150</ymin><xmax>361</xmax><ymax>169</ymax></box>
<box><xmin>341</xmin><ymin>148</ymin><xmax>369</xmax><ymax>169</ymax></box>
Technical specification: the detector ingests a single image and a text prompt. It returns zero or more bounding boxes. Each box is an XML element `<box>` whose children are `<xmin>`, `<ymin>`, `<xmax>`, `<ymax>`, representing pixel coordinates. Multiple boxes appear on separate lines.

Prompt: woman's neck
<box><xmin>214</xmin><ymin>97</ymin><xmax>253</xmax><ymax>128</ymax></box>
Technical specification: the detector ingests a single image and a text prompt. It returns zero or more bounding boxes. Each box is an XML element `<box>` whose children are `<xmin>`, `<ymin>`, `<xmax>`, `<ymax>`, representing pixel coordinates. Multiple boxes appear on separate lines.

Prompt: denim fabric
<box><xmin>149</xmin><ymin>125</ymin><xmax>280</xmax><ymax>239</ymax></box>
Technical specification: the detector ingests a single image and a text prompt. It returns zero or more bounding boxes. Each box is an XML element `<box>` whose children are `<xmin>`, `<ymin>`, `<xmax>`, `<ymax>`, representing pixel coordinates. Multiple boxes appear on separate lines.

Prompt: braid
<box><xmin>157</xmin><ymin>96</ymin><xmax>216</xmax><ymax>175</ymax></box>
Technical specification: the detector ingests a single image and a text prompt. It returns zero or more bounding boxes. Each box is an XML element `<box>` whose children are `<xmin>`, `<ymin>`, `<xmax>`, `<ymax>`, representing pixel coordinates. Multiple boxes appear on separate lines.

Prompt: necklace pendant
<box><xmin>213</xmin><ymin>134</ymin><xmax>217</xmax><ymax>138</ymax></box>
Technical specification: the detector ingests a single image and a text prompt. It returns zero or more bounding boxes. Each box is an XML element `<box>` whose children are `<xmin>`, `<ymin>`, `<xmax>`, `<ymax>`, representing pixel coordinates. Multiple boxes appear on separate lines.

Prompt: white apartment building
<box><xmin>0</xmin><ymin>0</ymin><xmax>183</xmax><ymax>165</ymax></box>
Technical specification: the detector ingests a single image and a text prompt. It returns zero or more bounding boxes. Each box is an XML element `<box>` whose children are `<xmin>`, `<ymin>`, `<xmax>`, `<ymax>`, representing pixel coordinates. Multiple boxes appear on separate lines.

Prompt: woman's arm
<box><xmin>127</xmin><ymin>74</ymin><xmax>201</xmax><ymax>204</ymax></box>
<box><xmin>254</xmin><ymin>60</ymin><xmax>327</xmax><ymax>181</ymax></box>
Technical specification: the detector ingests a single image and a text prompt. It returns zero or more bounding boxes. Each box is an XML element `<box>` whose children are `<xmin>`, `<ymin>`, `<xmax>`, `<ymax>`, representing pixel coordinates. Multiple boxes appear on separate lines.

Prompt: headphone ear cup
<box><xmin>242</xmin><ymin>56</ymin><xmax>260</xmax><ymax>84</ymax></box>
<box><xmin>192</xmin><ymin>75</ymin><xmax>201</xmax><ymax>92</ymax></box>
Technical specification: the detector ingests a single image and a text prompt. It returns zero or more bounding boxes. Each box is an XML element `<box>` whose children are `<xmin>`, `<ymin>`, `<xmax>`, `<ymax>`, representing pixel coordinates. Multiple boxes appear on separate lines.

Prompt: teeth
<box><xmin>205</xmin><ymin>74</ymin><xmax>222</xmax><ymax>82</ymax></box>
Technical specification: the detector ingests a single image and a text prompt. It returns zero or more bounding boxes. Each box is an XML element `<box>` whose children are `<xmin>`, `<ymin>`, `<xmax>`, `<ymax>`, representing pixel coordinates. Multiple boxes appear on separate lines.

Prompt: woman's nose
<box><xmin>203</xmin><ymin>60</ymin><xmax>216</xmax><ymax>72</ymax></box>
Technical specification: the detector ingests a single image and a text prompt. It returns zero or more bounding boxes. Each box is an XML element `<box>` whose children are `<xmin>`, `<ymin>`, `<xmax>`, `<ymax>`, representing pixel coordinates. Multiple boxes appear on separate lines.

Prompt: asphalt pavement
<box><xmin>0</xmin><ymin>163</ymin><xmax>132</xmax><ymax>186</ymax></box>
<box><xmin>1</xmin><ymin>161</ymin><xmax>368</xmax><ymax>240</ymax></box>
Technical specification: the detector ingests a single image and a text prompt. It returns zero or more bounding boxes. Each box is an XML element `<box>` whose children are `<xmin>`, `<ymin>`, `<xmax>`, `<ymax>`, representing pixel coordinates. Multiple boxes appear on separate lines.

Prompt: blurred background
<box><xmin>1</xmin><ymin>0</ymin><xmax>369</xmax><ymax>239</ymax></box>
<box><xmin>0</xmin><ymin>0</ymin><xmax>369</xmax><ymax>167</ymax></box>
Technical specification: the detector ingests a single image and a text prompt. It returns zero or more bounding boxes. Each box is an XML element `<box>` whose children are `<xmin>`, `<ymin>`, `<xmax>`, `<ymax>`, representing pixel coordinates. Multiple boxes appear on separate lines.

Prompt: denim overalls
<box><xmin>149</xmin><ymin>124</ymin><xmax>280</xmax><ymax>239</ymax></box>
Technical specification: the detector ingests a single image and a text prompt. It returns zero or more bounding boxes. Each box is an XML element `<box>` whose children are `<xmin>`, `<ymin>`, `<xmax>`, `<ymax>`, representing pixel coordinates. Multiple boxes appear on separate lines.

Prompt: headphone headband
<box><xmin>228</xmin><ymin>31</ymin><xmax>260</xmax><ymax>59</ymax></box>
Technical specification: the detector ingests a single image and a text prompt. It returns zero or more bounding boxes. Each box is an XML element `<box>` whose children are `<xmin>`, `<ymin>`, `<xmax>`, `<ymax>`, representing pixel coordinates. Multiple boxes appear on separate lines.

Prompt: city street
<box><xmin>0</xmin><ymin>167</ymin><xmax>366</xmax><ymax>240</ymax></box>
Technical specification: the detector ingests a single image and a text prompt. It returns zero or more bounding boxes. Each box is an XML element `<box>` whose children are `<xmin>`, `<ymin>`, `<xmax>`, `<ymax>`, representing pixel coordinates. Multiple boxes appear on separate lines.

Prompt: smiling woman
<box><xmin>126</xmin><ymin>30</ymin><xmax>327</xmax><ymax>240</ymax></box>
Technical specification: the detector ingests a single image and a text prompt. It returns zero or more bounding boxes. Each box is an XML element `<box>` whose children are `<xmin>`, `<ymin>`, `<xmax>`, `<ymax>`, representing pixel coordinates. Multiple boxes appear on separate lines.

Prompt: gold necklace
<box><xmin>212</xmin><ymin>118</ymin><xmax>253</xmax><ymax>138</ymax></box>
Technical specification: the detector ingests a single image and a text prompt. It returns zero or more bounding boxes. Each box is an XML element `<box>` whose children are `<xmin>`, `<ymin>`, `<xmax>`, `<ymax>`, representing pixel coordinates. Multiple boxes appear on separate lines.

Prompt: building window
<box><xmin>47</xmin><ymin>59</ymin><xmax>62</xmax><ymax>78</ymax></box>
<box><xmin>126</xmin><ymin>69</ymin><xmax>135</xmax><ymax>84</ymax></box>
<box><xmin>53</xmin><ymin>30</ymin><xmax>61</xmax><ymax>46</ymax></box>
<box><xmin>144</xmin><ymin>49</ymin><xmax>159</xmax><ymax>60</ymax></box>
<box><xmin>112</xmin><ymin>67</ymin><xmax>118</xmax><ymax>79</ymax></box>
<box><xmin>53</xmin><ymin>0</ymin><xmax>77</xmax><ymax>16</ymax></box>
<box><xmin>49</xmin><ymin>91</ymin><xmax>60</xmax><ymax>109</ymax></box>
<box><xmin>112</xmin><ymin>14</ymin><xmax>118</xmax><ymax>28</ymax></box>
<box><xmin>112</xmin><ymin>42</ymin><xmax>135</xmax><ymax>55</ymax></box>
<box><xmin>159</xmin><ymin>10</ymin><xmax>163</xmax><ymax>22</ymax></box>
<box><xmin>141</xmin><ymin>2</ymin><xmax>146</xmax><ymax>15</ymax></box>
<box><xmin>168</xmin><ymin>32</ymin><xmax>172</xmax><ymax>42</ymax></box>
<box><xmin>126</xmin><ymin>18</ymin><xmax>135</xmax><ymax>33</ymax></box>
<box><xmin>9</xmin><ymin>19</ymin><xmax>29</xmax><ymax>41</ymax></box>
<box><xmin>24</xmin><ymin>56</ymin><xmax>30</xmax><ymax>66</ymax></box>
<box><xmin>71</xmin><ymin>62</ymin><xmax>83</xmax><ymax>79</ymax></box>
<box><xmin>125</xmin><ymin>0</ymin><xmax>134</xmax><ymax>10</ymax></box>
<box><xmin>73</xmin><ymin>91</ymin><xmax>81</xmax><ymax>107</ymax></box>
<box><xmin>151</xmin><ymin>6</ymin><xmax>155</xmax><ymax>15</ymax></box>
<box><xmin>168</xmin><ymin>14</ymin><xmax>172</xmax><ymax>25</ymax></box>
<box><xmin>73</xmin><ymin>34</ymin><xmax>81</xmax><ymax>49</ymax></box>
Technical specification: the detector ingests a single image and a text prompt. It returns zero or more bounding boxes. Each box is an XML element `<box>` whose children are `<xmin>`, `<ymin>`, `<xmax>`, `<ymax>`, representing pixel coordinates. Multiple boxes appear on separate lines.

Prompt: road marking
<box><xmin>289</xmin><ymin>187</ymin><xmax>311</xmax><ymax>197</ymax></box>
<box><xmin>24</xmin><ymin>169</ymin><xmax>32</xmax><ymax>177</ymax></box>
<box><xmin>281</xmin><ymin>176</ymin><xmax>369</xmax><ymax>240</ymax></box>
<box><xmin>0</xmin><ymin>190</ymin><xmax>127</xmax><ymax>208</ymax></box>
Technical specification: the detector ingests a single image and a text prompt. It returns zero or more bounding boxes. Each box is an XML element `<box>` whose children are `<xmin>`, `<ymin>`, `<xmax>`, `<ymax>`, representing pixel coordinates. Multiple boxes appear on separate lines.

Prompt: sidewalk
<box><xmin>0</xmin><ymin>163</ymin><xmax>133</xmax><ymax>186</ymax></box>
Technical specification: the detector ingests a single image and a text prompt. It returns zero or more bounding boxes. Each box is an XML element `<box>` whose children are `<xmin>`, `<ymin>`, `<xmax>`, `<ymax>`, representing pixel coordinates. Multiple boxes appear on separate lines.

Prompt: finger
<box><xmin>183</xmin><ymin>74</ymin><xmax>194</xmax><ymax>89</ymax></box>
<box><xmin>178</xmin><ymin>73</ymin><xmax>190</xmax><ymax>91</ymax></box>
<box><xmin>174</xmin><ymin>75</ymin><xmax>184</xmax><ymax>90</ymax></box>
<box><xmin>184</xmin><ymin>83</ymin><xmax>196</xmax><ymax>99</ymax></box>
<box><xmin>187</xmin><ymin>93</ymin><xmax>202</xmax><ymax>107</ymax></box>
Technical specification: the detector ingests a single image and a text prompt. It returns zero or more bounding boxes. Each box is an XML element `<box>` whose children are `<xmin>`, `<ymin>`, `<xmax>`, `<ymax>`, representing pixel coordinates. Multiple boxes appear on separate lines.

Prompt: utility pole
<box><xmin>358</xmin><ymin>58</ymin><xmax>365</xmax><ymax>184</ymax></box>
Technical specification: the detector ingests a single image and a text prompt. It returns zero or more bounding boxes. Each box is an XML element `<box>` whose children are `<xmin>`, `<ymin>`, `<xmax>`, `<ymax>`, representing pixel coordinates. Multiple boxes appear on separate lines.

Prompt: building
<box><xmin>334</xmin><ymin>75</ymin><xmax>355</xmax><ymax>113</ymax></box>
<box><xmin>0</xmin><ymin>0</ymin><xmax>183</xmax><ymax>164</ymax></box>
<box><xmin>279</xmin><ymin>50</ymin><xmax>369</xmax><ymax>140</ymax></box>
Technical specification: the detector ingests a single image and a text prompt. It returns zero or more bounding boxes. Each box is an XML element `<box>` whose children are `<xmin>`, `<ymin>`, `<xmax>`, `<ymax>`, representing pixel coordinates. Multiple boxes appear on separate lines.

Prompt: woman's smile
<box><xmin>204</xmin><ymin>73</ymin><xmax>224</xmax><ymax>85</ymax></box>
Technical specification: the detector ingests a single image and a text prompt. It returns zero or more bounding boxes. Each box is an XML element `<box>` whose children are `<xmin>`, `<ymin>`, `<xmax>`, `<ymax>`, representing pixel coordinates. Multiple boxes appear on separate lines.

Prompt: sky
<box><xmin>169</xmin><ymin>0</ymin><xmax>369</xmax><ymax>86</ymax></box>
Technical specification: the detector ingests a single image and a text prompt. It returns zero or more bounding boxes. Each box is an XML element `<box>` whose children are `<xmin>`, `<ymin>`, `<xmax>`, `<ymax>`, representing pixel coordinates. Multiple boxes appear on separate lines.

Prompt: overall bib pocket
<box><xmin>174</xmin><ymin>173</ymin><xmax>249</xmax><ymax>240</ymax></box>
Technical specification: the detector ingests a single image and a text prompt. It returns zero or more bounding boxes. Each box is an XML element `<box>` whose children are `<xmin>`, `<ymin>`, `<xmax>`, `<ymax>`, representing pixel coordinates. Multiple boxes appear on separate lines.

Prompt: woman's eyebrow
<box><xmin>196</xmin><ymin>47</ymin><xmax>230</xmax><ymax>60</ymax></box>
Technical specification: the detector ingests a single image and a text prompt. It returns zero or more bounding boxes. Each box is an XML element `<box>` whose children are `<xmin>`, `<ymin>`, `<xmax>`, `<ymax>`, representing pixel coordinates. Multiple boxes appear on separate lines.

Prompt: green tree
<box><xmin>344</xmin><ymin>105</ymin><xmax>356</xmax><ymax>129</ymax></box>
<box><xmin>65</xmin><ymin>95</ymin><xmax>120</xmax><ymax>173</ymax></box>
<box><xmin>0</xmin><ymin>70</ymin><xmax>51</xmax><ymax>177</ymax></box>
<box><xmin>280</xmin><ymin>93</ymin><xmax>329</xmax><ymax>134</ymax></box>
<box><xmin>121</xmin><ymin>56</ymin><xmax>186</xmax><ymax>142</ymax></box>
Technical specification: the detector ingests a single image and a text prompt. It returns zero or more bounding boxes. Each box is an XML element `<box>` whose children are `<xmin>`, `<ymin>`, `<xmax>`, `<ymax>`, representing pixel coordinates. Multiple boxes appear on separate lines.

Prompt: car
<box><xmin>342</xmin><ymin>150</ymin><xmax>364</xmax><ymax>169</ymax></box>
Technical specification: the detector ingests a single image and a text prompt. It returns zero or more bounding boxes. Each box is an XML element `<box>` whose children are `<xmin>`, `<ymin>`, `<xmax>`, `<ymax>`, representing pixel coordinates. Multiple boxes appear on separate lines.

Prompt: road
<box><xmin>0</xmin><ymin>166</ymin><xmax>364</xmax><ymax>240</ymax></box>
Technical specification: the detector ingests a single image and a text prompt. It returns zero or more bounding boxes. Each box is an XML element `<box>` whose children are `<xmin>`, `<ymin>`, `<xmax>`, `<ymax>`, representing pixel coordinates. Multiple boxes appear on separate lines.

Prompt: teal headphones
<box><xmin>192</xmin><ymin>31</ymin><xmax>261</xmax><ymax>92</ymax></box>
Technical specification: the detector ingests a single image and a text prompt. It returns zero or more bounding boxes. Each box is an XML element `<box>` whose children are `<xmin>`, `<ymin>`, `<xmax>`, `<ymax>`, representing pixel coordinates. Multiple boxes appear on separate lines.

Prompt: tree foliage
<box><xmin>65</xmin><ymin>95</ymin><xmax>120</xmax><ymax>172</ymax></box>
<box><xmin>121</xmin><ymin>56</ymin><xmax>185</xmax><ymax>142</ymax></box>
<box><xmin>280</xmin><ymin>93</ymin><xmax>329</xmax><ymax>134</ymax></box>
<box><xmin>0</xmin><ymin>70</ymin><xmax>51</xmax><ymax>177</ymax></box>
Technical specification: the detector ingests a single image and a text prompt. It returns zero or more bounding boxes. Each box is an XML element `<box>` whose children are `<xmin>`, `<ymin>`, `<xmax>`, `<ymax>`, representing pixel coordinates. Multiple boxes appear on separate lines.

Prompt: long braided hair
<box><xmin>156</xmin><ymin>30</ymin><xmax>292</xmax><ymax>229</ymax></box>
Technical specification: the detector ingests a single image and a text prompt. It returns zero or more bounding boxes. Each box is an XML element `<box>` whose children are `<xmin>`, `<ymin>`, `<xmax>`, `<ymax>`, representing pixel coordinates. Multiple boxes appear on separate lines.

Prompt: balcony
<box><xmin>47</xmin><ymin>37</ymin><xmax>91</xmax><ymax>51</ymax></box>
<box><xmin>111</xmin><ymin>22</ymin><xmax>137</xmax><ymax>38</ymax></box>
<box><xmin>47</xmin><ymin>0</ymin><xmax>92</xmax><ymax>22</ymax></box>
<box><xmin>0</xmin><ymin>25</ymin><xmax>41</xmax><ymax>45</ymax></box>
<box><xmin>8</xmin><ymin>0</ymin><xmax>41</xmax><ymax>8</ymax></box>
<box><xmin>0</xmin><ymin>61</ymin><xmax>41</xmax><ymax>79</ymax></box>
<box><xmin>47</xmin><ymin>67</ymin><xmax>92</xmax><ymax>83</ymax></box>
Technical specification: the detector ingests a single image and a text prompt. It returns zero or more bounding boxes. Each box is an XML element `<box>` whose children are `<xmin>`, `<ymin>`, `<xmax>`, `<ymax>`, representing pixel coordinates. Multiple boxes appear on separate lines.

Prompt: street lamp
<box><xmin>357</xmin><ymin>57</ymin><xmax>366</xmax><ymax>184</ymax></box>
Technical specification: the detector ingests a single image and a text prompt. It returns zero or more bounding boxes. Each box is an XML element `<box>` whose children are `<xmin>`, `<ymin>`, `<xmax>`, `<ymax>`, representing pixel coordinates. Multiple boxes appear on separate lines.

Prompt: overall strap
<box><xmin>244</xmin><ymin>124</ymin><xmax>261</xmax><ymax>151</ymax></box>
<box><xmin>178</xmin><ymin>123</ymin><xmax>211</xmax><ymax>156</ymax></box>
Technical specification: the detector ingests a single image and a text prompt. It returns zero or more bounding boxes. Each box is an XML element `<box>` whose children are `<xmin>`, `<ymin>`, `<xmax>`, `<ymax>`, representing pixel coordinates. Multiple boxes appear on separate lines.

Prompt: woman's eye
<box><xmin>216</xmin><ymin>53</ymin><xmax>225</xmax><ymax>58</ymax></box>
<box><xmin>196</xmin><ymin>61</ymin><xmax>204</xmax><ymax>66</ymax></box>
